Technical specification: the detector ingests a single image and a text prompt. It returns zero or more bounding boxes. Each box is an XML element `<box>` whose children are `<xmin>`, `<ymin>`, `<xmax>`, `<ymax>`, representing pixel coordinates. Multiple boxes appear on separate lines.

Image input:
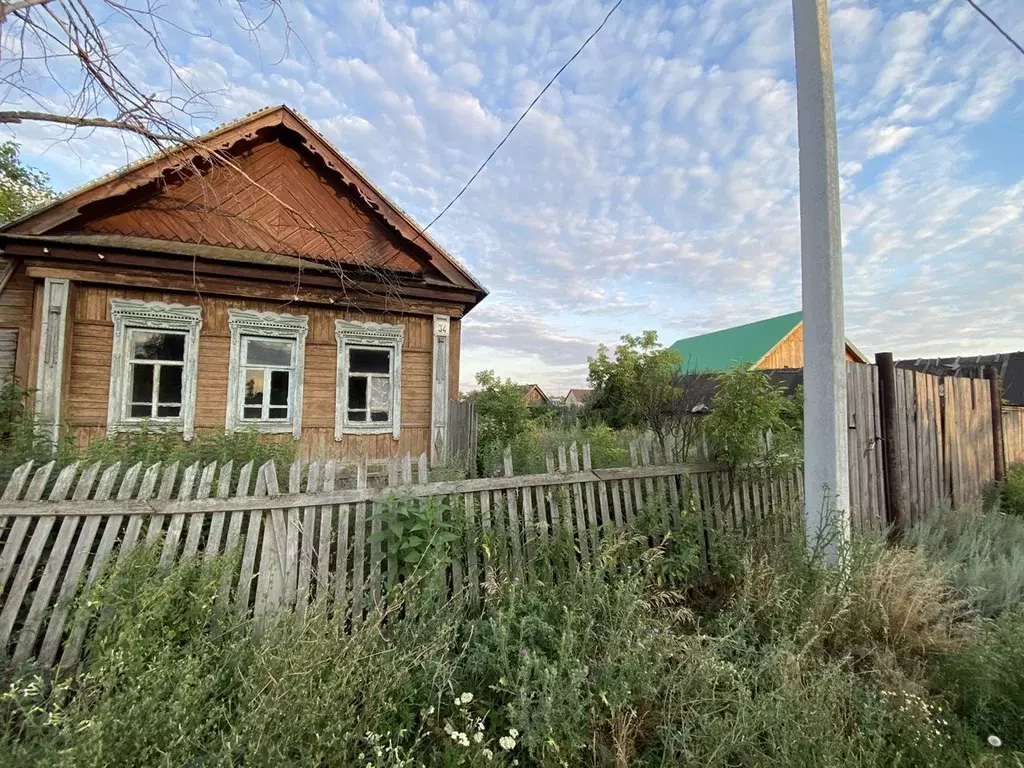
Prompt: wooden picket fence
<box><xmin>0</xmin><ymin>441</ymin><xmax>803</xmax><ymax>669</ymax></box>
<box><xmin>1003</xmin><ymin>407</ymin><xmax>1024</xmax><ymax>467</ymax></box>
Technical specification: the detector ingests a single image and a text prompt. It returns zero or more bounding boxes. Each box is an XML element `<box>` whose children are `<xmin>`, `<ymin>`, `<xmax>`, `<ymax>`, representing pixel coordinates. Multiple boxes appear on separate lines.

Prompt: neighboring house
<box><xmin>0</xmin><ymin>105</ymin><xmax>487</xmax><ymax>460</ymax></box>
<box><xmin>669</xmin><ymin>311</ymin><xmax>868</xmax><ymax>373</ymax></box>
<box><xmin>564</xmin><ymin>388</ymin><xmax>593</xmax><ymax>407</ymax></box>
<box><xmin>898</xmin><ymin>352</ymin><xmax>1024</xmax><ymax>406</ymax></box>
<box><xmin>519</xmin><ymin>383</ymin><xmax>551</xmax><ymax>407</ymax></box>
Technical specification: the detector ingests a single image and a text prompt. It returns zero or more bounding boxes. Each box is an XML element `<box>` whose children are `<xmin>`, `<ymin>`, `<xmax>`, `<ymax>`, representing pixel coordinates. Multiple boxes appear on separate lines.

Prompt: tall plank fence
<box><xmin>0</xmin><ymin>446</ymin><xmax>802</xmax><ymax>668</ymax></box>
<box><xmin>1004</xmin><ymin>407</ymin><xmax>1024</xmax><ymax>467</ymax></box>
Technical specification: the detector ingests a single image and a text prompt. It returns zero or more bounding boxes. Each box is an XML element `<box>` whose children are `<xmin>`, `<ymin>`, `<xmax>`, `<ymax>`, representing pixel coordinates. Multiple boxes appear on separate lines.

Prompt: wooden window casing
<box><xmin>226</xmin><ymin>309</ymin><xmax>308</xmax><ymax>438</ymax></box>
<box><xmin>107</xmin><ymin>299</ymin><xmax>202</xmax><ymax>439</ymax></box>
<box><xmin>335</xmin><ymin>319</ymin><xmax>404</xmax><ymax>441</ymax></box>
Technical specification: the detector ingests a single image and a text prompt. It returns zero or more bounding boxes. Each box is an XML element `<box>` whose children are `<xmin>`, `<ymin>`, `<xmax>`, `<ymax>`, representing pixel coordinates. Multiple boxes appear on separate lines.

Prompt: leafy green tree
<box><xmin>587</xmin><ymin>331</ymin><xmax>706</xmax><ymax>450</ymax></box>
<box><xmin>703</xmin><ymin>366</ymin><xmax>802</xmax><ymax>472</ymax></box>
<box><xmin>474</xmin><ymin>370</ymin><xmax>531</xmax><ymax>467</ymax></box>
<box><xmin>0</xmin><ymin>141</ymin><xmax>53</xmax><ymax>225</ymax></box>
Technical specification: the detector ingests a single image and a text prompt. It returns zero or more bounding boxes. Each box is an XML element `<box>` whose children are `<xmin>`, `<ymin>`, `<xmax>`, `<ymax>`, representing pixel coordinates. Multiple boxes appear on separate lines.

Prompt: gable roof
<box><xmin>565</xmin><ymin>387</ymin><xmax>593</xmax><ymax>402</ymax></box>
<box><xmin>898</xmin><ymin>352</ymin><xmax>1024</xmax><ymax>406</ymax></box>
<box><xmin>670</xmin><ymin>311</ymin><xmax>869</xmax><ymax>372</ymax></box>
<box><xmin>518</xmin><ymin>383</ymin><xmax>551</xmax><ymax>404</ymax></box>
<box><xmin>670</xmin><ymin>311</ymin><xmax>804</xmax><ymax>372</ymax></box>
<box><xmin>3</xmin><ymin>105</ymin><xmax>486</xmax><ymax>304</ymax></box>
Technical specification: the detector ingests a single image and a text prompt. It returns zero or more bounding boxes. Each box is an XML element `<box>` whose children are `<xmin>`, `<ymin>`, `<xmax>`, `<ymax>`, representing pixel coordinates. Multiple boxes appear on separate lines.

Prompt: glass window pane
<box><xmin>347</xmin><ymin>410</ymin><xmax>366</xmax><ymax>422</ymax></box>
<box><xmin>130</xmin><ymin>363</ymin><xmax>154</xmax><ymax>404</ymax></box>
<box><xmin>245</xmin><ymin>338</ymin><xmax>293</xmax><ymax>367</ymax></box>
<box><xmin>131</xmin><ymin>331</ymin><xmax>185</xmax><ymax>361</ymax></box>
<box><xmin>156</xmin><ymin>405</ymin><xmax>181</xmax><ymax>418</ymax></box>
<box><xmin>158</xmin><ymin>366</ymin><xmax>182</xmax><ymax>405</ymax></box>
<box><xmin>269</xmin><ymin>370</ymin><xmax>289</xmax><ymax>406</ymax></box>
<box><xmin>347</xmin><ymin>376</ymin><xmax>367</xmax><ymax>409</ymax></box>
<box><xmin>370</xmin><ymin>411</ymin><xmax>388</xmax><ymax>422</ymax></box>
<box><xmin>130</xmin><ymin>403</ymin><xmax>151</xmax><ymax>418</ymax></box>
<box><xmin>244</xmin><ymin>369</ymin><xmax>264</xmax><ymax>406</ymax></box>
<box><xmin>349</xmin><ymin>348</ymin><xmax>390</xmax><ymax>374</ymax></box>
<box><xmin>369</xmin><ymin>378</ymin><xmax>391</xmax><ymax>411</ymax></box>
<box><xmin>243</xmin><ymin>406</ymin><xmax>261</xmax><ymax>420</ymax></box>
<box><xmin>268</xmin><ymin>406</ymin><xmax>288</xmax><ymax>420</ymax></box>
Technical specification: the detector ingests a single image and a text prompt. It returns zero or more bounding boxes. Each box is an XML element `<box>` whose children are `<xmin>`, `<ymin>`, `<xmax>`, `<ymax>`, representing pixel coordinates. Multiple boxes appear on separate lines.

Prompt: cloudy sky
<box><xmin>8</xmin><ymin>0</ymin><xmax>1023</xmax><ymax>394</ymax></box>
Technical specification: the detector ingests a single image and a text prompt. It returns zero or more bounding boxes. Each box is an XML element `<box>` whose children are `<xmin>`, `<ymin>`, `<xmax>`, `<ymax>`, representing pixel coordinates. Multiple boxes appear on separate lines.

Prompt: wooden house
<box><xmin>518</xmin><ymin>383</ymin><xmax>551</xmax><ymax>407</ymax></box>
<box><xmin>0</xmin><ymin>105</ymin><xmax>487</xmax><ymax>460</ymax></box>
<box><xmin>669</xmin><ymin>311</ymin><xmax>867</xmax><ymax>373</ymax></box>
<box><xmin>563</xmin><ymin>388</ymin><xmax>593</xmax><ymax>407</ymax></box>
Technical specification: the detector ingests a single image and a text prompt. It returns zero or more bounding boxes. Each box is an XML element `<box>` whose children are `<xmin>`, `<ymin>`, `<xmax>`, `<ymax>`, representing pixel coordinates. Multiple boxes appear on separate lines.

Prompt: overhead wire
<box><xmin>409</xmin><ymin>0</ymin><xmax>626</xmax><ymax>244</ymax></box>
<box><xmin>963</xmin><ymin>0</ymin><xmax>1024</xmax><ymax>57</ymax></box>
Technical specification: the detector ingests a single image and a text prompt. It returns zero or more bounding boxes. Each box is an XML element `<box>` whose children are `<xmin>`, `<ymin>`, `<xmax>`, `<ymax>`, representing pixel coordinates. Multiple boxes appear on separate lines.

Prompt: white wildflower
<box><xmin>476</xmin><ymin>718</ymin><xmax>485</xmax><ymax>731</ymax></box>
<box><xmin>473</xmin><ymin>732</ymin><xmax>484</xmax><ymax>743</ymax></box>
<box><xmin>988</xmin><ymin>735</ymin><xmax>1002</xmax><ymax>748</ymax></box>
<box><xmin>499</xmin><ymin>735</ymin><xmax>516</xmax><ymax>751</ymax></box>
<box><xmin>443</xmin><ymin>723</ymin><xmax>454</xmax><ymax>735</ymax></box>
<box><xmin>482</xmin><ymin>748</ymin><xmax>494</xmax><ymax>761</ymax></box>
<box><xmin>460</xmin><ymin>692</ymin><xmax>474</xmax><ymax>705</ymax></box>
<box><xmin>509</xmin><ymin>728</ymin><xmax>519</xmax><ymax>738</ymax></box>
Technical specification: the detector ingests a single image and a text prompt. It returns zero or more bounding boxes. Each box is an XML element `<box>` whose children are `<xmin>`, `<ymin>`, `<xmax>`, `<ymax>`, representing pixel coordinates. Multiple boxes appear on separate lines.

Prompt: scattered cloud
<box><xmin>5</xmin><ymin>0</ymin><xmax>1022</xmax><ymax>394</ymax></box>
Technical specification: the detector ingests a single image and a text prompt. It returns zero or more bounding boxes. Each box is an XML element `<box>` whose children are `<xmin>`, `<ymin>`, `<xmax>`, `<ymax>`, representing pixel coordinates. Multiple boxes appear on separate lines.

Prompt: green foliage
<box><xmin>934</xmin><ymin>609</ymin><xmax>1024</xmax><ymax>753</ymax></box>
<box><xmin>474</xmin><ymin>370</ymin><xmax>531</xmax><ymax>474</ymax></box>
<box><xmin>370</xmin><ymin>494</ymin><xmax>464</xmax><ymax>585</ymax></box>
<box><xmin>704</xmin><ymin>366</ymin><xmax>801</xmax><ymax>471</ymax></box>
<box><xmin>76</xmin><ymin>424</ymin><xmax>295</xmax><ymax>471</ymax></box>
<box><xmin>6</xmin><ymin>503</ymin><xmax>1024</xmax><ymax>766</ymax></box>
<box><xmin>999</xmin><ymin>463</ymin><xmax>1024</xmax><ymax>517</ymax></box>
<box><xmin>0</xmin><ymin>141</ymin><xmax>54</xmax><ymax>225</ymax></box>
<box><xmin>0</xmin><ymin>381</ymin><xmax>75</xmax><ymax>484</ymax></box>
<box><xmin>586</xmin><ymin>331</ymin><xmax>695</xmax><ymax>441</ymax></box>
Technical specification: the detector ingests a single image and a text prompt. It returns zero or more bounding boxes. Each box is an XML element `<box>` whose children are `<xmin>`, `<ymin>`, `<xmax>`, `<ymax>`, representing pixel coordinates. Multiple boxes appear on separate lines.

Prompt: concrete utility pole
<box><xmin>792</xmin><ymin>0</ymin><xmax>850</xmax><ymax>557</ymax></box>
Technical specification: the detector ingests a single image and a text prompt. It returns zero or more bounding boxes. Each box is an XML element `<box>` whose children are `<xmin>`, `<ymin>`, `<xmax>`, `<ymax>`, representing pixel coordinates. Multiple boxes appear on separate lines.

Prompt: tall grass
<box><xmin>7</xmin><ymin>500</ymin><xmax>1021</xmax><ymax>767</ymax></box>
<box><xmin>908</xmin><ymin>503</ymin><xmax>1024</xmax><ymax>618</ymax></box>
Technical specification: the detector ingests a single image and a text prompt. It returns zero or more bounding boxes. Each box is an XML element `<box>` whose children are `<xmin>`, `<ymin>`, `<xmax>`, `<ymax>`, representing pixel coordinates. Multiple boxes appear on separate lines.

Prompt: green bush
<box><xmin>934</xmin><ymin>609</ymin><xmax>1024</xmax><ymax>753</ymax></box>
<box><xmin>1000</xmin><ymin>463</ymin><xmax>1024</xmax><ymax>517</ymax></box>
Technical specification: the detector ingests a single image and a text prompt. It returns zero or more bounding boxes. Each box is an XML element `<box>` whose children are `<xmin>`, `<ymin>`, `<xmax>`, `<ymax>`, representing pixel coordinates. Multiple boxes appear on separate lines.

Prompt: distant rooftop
<box><xmin>669</xmin><ymin>311</ymin><xmax>803</xmax><ymax>373</ymax></box>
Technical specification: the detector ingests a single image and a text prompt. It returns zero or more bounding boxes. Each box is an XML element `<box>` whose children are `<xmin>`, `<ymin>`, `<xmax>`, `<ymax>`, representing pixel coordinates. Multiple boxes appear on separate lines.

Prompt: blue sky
<box><xmin>8</xmin><ymin>0</ymin><xmax>1023</xmax><ymax>394</ymax></box>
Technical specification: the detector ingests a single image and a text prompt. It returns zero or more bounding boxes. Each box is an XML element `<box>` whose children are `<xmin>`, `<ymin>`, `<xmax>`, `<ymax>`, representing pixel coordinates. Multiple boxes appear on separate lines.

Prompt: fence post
<box><xmin>986</xmin><ymin>366</ymin><xmax>1006</xmax><ymax>484</ymax></box>
<box><xmin>875</xmin><ymin>352</ymin><xmax>907</xmax><ymax>537</ymax></box>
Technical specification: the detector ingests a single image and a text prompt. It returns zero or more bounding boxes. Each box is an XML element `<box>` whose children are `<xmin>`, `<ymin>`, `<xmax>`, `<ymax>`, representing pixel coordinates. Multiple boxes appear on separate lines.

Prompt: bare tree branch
<box><xmin>0</xmin><ymin>109</ymin><xmax>182</xmax><ymax>142</ymax></box>
<box><xmin>0</xmin><ymin>0</ymin><xmax>52</xmax><ymax>25</ymax></box>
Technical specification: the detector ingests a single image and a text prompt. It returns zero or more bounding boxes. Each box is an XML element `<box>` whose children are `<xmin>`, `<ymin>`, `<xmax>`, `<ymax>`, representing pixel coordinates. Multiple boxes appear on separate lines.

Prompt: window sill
<box><xmin>338</xmin><ymin>424</ymin><xmax>398</xmax><ymax>438</ymax></box>
<box><xmin>233</xmin><ymin>421</ymin><xmax>300</xmax><ymax>436</ymax></box>
<box><xmin>108</xmin><ymin>420</ymin><xmax>187</xmax><ymax>438</ymax></box>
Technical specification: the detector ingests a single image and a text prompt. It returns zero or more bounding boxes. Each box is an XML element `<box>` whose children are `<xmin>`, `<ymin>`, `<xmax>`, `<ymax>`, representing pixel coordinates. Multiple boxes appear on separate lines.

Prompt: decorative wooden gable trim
<box><xmin>4</xmin><ymin>105</ymin><xmax>486</xmax><ymax>301</ymax></box>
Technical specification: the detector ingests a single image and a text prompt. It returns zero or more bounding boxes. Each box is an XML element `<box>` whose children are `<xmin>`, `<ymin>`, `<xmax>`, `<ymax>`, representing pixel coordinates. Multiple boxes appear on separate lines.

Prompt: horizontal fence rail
<box><xmin>0</xmin><ymin>442</ymin><xmax>803</xmax><ymax>670</ymax></box>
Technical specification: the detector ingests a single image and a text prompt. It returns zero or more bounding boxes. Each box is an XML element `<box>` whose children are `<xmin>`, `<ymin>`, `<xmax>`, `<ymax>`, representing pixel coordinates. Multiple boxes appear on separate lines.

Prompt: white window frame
<box><xmin>226</xmin><ymin>309</ymin><xmax>308</xmax><ymax>438</ymax></box>
<box><xmin>335</xmin><ymin>319</ymin><xmax>403</xmax><ymax>440</ymax></box>
<box><xmin>107</xmin><ymin>299</ymin><xmax>202</xmax><ymax>439</ymax></box>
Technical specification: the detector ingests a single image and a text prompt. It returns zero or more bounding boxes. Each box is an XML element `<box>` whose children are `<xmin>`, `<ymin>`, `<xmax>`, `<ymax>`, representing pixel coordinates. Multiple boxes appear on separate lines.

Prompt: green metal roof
<box><xmin>669</xmin><ymin>311</ymin><xmax>802</xmax><ymax>373</ymax></box>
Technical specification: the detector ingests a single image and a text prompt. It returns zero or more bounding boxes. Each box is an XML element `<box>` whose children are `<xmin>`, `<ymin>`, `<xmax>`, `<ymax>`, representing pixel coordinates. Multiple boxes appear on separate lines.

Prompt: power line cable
<box><xmin>963</xmin><ymin>0</ymin><xmax>1024</xmax><ymax>56</ymax></box>
<box><xmin>411</xmin><ymin>0</ymin><xmax>625</xmax><ymax>243</ymax></box>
